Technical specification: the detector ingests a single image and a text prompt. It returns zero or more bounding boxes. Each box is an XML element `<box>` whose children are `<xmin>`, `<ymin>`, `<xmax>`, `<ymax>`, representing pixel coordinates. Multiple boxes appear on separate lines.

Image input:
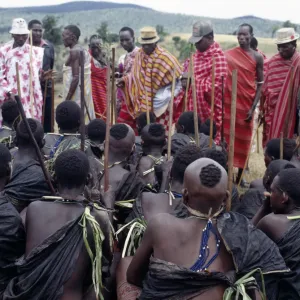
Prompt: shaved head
<box><xmin>183</xmin><ymin>158</ymin><xmax>228</xmax><ymax>214</ymax></box>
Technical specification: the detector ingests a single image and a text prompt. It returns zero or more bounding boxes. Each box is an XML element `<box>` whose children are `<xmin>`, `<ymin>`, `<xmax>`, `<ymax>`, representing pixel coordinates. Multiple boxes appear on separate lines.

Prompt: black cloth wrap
<box><xmin>0</xmin><ymin>196</ymin><xmax>25</xmax><ymax>298</ymax></box>
<box><xmin>140</xmin><ymin>212</ymin><xmax>288</xmax><ymax>300</ymax></box>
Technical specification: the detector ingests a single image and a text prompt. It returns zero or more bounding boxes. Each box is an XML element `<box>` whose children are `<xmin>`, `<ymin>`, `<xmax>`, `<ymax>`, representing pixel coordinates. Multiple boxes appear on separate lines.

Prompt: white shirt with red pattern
<box><xmin>0</xmin><ymin>40</ymin><xmax>44</xmax><ymax>122</ymax></box>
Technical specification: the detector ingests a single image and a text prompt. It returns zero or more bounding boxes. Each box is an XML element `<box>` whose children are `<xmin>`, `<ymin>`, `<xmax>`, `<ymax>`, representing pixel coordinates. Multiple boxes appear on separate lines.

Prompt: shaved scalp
<box><xmin>184</xmin><ymin>158</ymin><xmax>228</xmax><ymax>214</ymax></box>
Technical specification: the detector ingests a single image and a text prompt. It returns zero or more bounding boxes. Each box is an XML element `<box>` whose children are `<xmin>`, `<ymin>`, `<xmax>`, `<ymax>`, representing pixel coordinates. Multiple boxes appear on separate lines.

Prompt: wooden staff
<box><xmin>104</xmin><ymin>62</ymin><xmax>111</xmax><ymax>192</ymax></box>
<box><xmin>190</xmin><ymin>54</ymin><xmax>200</xmax><ymax>147</ymax></box>
<box><xmin>183</xmin><ymin>59</ymin><xmax>192</xmax><ymax>112</ymax></box>
<box><xmin>227</xmin><ymin>69</ymin><xmax>238</xmax><ymax>211</ymax></box>
<box><xmin>209</xmin><ymin>57</ymin><xmax>216</xmax><ymax>148</ymax></box>
<box><xmin>283</xmin><ymin>67</ymin><xmax>295</xmax><ymax>137</ymax></box>
<box><xmin>221</xmin><ymin>75</ymin><xmax>225</xmax><ymax>144</ymax></box>
<box><xmin>167</xmin><ymin>67</ymin><xmax>177</xmax><ymax>160</ymax></box>
<box><xmin>256</xmin><ymin>125</ymin><xmax>260</xmax><ymax>154</ymax></box>
<box><xmin>51</xmin><ymin>77</ymin><xmax>55</xmax><ymax>132</ymax></box>
<box><xmin>29</xmin><ymin>30</ymin><xmax>34</xmax><ymax>115</ymax></box>
<box><xmin>42</xmin><ymin>79</ymin><xmax>48</xmax><ymax>127</ymax></box>
<box><xmin>280</xmin><ymin>132</ymin><xmax>284</xmax><ymax>159</ymax></box>
<box><xmin>15</xmin><ymin>62</ymin><xmax>55</xmax><ymax>195</ymax></box>
<box><xmin>80</xmin><ymin>51</ymin><xmax>86</xmax><ymax>151</ymax></box>
<box><xmin>111</xmin><ymin>48</ymin><xmax>116</xmax><ymax>124</ymax></box>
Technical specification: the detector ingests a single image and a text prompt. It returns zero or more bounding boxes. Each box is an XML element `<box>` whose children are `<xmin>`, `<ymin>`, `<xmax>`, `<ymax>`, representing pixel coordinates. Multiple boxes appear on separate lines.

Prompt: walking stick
<box><xmin>104</xmin><ymin>62</ymin><xmax>111</xmax><ymax>192</ymax></box>
<box><xmin>209</xmin><ymin>56</ymin><xmax>216</xmax><ymax>148</ymax></box>
<box><xmin>190</xmin><ymin>55</ymin><xmax>200</xmax><ymax>147</ymax></box>
<box><xmin>51</xmin><ymin>77</ymin><xmax>55</xmax><ymax>132</ymax></box>
<box><xmin>183</xmin><ymin>59</ymin><xmax>192</xmax><ymax>112</ymax></box>
<box><xmin>42</xmin><ymin>79</ymin><xmax>48</xmax><ymax>127</ymax></box>
<box><xmin>256</xmin><ymin>125</ymin><xmax>260</xmax><ymax>154</ymax></box>
<box><xmin>29</xmin><ymin>30</ymin><xmax>34</xmax><ymax>115</ymax></box>
<box><xmin>15</xmin><ymin>62</ymin><xmax>55</xmax><ymax>195</ymax></box>
<box><xmin>227</xmin><ymin>69</ymin><xmax>238</xmax><ymax>212</ymax></box>
<box><xmin>221</xmin><ymin>75</ymin><xmax>225</xmax><ymax>145</ymax></box>
<box><xmin>111</xmin><ymin>48</ymin><xmax>116</xmax><ymax>124</ymax></box>
<box><xmin>80</xmin><ymin>51</ymin><xmax>86</xmax><ymax>152</ymax></box>
<box><xmin>280</xmin><ymin>132</ymin><xmax>284</xmax><ymax>160</ymax></box>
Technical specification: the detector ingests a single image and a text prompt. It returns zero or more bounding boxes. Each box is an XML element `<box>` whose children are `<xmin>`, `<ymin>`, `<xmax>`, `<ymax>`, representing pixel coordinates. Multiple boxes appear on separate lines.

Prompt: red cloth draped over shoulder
<box><xmin>224</xmin><ymin>47</ymin><xmax>257</xmax><ymax>169</ymax></box>
<box><xmin>265</xmin><ymin>52</ymin><xmax>300</xmax><ymax>141</ymax></box>
<box><xmin>90</xmin><ymin>53</ymin><xmax>107</xmax><ymax>119</ymax></box>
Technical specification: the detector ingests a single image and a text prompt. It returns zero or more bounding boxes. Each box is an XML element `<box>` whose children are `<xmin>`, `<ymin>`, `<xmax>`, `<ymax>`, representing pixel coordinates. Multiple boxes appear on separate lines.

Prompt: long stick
<box><xmin>256</xmin><ymin>125</ymin><xmax>260</xmax><ymax>154</ymax></box>
<box><xmin>283</xmin><ymin>67</ymin><xmax>294</xmax><ymax>137</ymax></box>
<box><xmin>190</xmin><ymin>54</ymin><xmax>200</xmax><ymax>147</ymax></box>
<box><xmin>80</xmin><ymin>51</ymin><xmax>85</xmax><ymax>152</ymax></box>
<box><xmin>42</xmin><ymin>79</ymin><xmax>48</xmax><ymax>128</ymax></box>
<box><xmin>104</xmin><ymin>63</ymin><xmax>111</xmax><ymax>192</ymax></box>
<box><xmin>209</xmin><ymin>56</ymin><xmax>216</xmax><ymax>148</ymax></box>
<box><xmin>227</xmin><ymin>69</ymin><xmax>238</xmax><ymax>211</ymax></box>
<box><xmin>29</xmin><ymin>30</ymin><xmax>35</xmax><ymax>115</ymax></box>
<box><xmin>111</xmin><ymin>48</ymin><xmax>116</xmax><ymax>124</ymax></box>
<box><xmin>15</xmin><ymin>62</ymin><xmax>55</xmax><ymax>195</ymax></box>
<box><xmin>167</xmin><ymin>67</ymin><xmax>177</xmax><ymax>160</ymax></box>
<box><xmin>280</xmin><ymin>132</ymin><xmax>284</xmax><ymax>159</ymax></box>
<box><xmin>221</xmin><ymin>75</ymin><xmax>225</xmax><ymax>144</ymax></box>
<box><xmin>183</xmin><ymin>59</ymin><xmax>192</xmax><ymax>112</ymax></box>
<box><xmin>51</xmin><ymin>77</ymin><xmax>55</xmax><ymax>132</ymax></box>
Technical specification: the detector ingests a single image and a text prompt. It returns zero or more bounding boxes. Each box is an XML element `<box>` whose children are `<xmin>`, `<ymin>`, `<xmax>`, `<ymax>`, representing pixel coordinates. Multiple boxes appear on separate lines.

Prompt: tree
<box><xmin>156</xmin><ymin>25</ymin><xmax>168</xmax><ymax>42</ymax></box>
<box><xmin>282</xmin><ymin>20</ymin><xmax>298</xmax><ymax>31</ymax></box>
<box><xmin>96</xmin><ymin>22</ymin><xmax>118</xmax><ymax>45</ymax></box>
<box><xmin>272</xmin><ymin>25</ymin><xmax>280</xmax><ymax>38</ymax></box>
<box><xmin>42</xmin><ymin>15</ymin><xmax>62</xmax><ymax>46</ymax></box>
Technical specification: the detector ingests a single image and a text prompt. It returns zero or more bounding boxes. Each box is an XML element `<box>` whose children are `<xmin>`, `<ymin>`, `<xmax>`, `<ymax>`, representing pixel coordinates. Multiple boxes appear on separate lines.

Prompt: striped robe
<box><xmin>122</xmin><ymin>46</ymin><xmax>182</xmax><ymax>132</ymax></box>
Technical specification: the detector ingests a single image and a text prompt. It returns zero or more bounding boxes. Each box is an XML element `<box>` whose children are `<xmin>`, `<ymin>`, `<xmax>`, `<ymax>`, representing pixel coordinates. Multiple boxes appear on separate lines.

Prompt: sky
<box><xmin>1</xmin><ymin>0</ymin><xmax>299</xmax><ymax>23</ymax></box>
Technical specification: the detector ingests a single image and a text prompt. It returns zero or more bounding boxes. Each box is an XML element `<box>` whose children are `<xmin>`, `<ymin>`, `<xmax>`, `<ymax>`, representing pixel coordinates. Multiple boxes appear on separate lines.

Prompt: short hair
<box><xmin>250</xmin><ymin>37</ymin><xmax>258</xmax><ymax>50</ymax></box>
<box><xmin>0</xmin><ymin>143</ymin><xmax>11</xmax><ymax>177</ymax></box>
<box><xmin>178</xmin><ymin>111</ymin><xmax>201</xmax><ymax>134</ymax></box>
<box><xmin>1</xmin><ymin>100</ymin><xmax>19</xmax><ymax>123</ymax></box>
<box><xmin>136</xmin><ymin>112</ymin><xmax>156</xmax><ymax>133</ymax></box>
<box><xmin>265</xmin><ymin>138</ymin><xmax>296</xmax><ymax>161</ymax></box>
<box><xmin>202</xmin><ymin>149</ymin><xmax>227</xmax><ymax>169</ymax></box>
<box><xmin>277</xmin><ymin>168</ymin><xmax>300</xmax><ymax>204</ymax></box>
<box><xmin>110</xmin><ymin>124</ymin><xmax>129</xmax><ymax>140</ymax></box>
<box><xmin>87</xmin><ymin>119</ymin><xmax>106</xmax><ymax>143</ymax></box>
<box><xmin>64</xmin><ymin>25</ymin><xmax>81</xmax><ymax>40</ymax></box>
<box><xmin>142</xmin><ymin>123</ymin><xmax>166</xmax><ymax>147</ymax></box>
<box><xmin>55</xmin><ymin>101</ymin><xmax>80</xmax><ymax>131</ymax></box>
<box><xmin>199</xmin><ymin>163</ymin><xmax>222</xmax><ymax>188</ymax></box>
<box><xmin>119</xmin><ymin>27</ymin><xmax>135</xmax><ymax>37</ymax></box>
<box><xmin>89</xmin><ymin>34</ymin><xmax>102</xmax><ymax>43</ymax></box>
<box><xmin>54</xmin><ymin>149</ymin><xmax>90</xmax><ymax>189</ymax></box>
<box><xmin>171</xmin><ymin>144</ymin><xmax>202</xmax><ymax>183</ymax></box>
<box><xmin>28</xmin><ymin>19</ymin><xmax>42</xmax><ymax>29</ymax></box>
<box><xmin>239</xmin><ymin>23</ymin><xmax>254</xmax><ymax>35</ymax></box>
<box><xmin>16</xmin><ymin>118</ymin><xmax>44</xmax><ymax>146</ymax></box>
<box><xmin>200</xmin><ymin>119</ymin><xmax>216</xmax><ymax>138</ymax></box>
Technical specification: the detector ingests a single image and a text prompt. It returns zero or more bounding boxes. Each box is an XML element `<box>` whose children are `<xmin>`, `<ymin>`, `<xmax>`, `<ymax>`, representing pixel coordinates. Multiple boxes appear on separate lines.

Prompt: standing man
<box><xmin>0</xmin><ymin>18</ymin><xmax>44</xmax><ymax>122</ymax></box>
<box><xmin>224</xmin><ymin>23</ymin><xmax>264</xmax><ymax>185</ymax></box>
<box><xmin>28</xmin><ymin>19</ymin><xmax>55</xmax><ymax>133</ymax></box>
<box><xmin>117</xmin><ymin>27</ymin><xmax>182</xmax><ymax>133</ymax></box>
<box><xmin>263</xmin><ymin>28</ymin><xmax>300</xmax><ymax>145</ymax></box>
<box><xmin>89</xmin><ymin>35</ymin><xmax>108</xmax><ymax>119</ymax></box>
<box><xmin>181</xmin><ymin>21</ymin><xmax>227</xmax><ymax>144</ymax></box>
<box><xmin>62</xmin><ymin>25</ymin><xmax>95</xmax><ymax>121</ymax></box>
<box><xmin>117</xmin><ymin>27</ymin><xmax>140</xmax><ymax>126</ymax></box>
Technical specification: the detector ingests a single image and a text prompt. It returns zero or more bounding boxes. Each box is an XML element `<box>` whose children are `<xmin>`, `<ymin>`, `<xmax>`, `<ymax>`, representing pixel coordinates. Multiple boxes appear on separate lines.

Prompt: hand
<box><xmin>161</xmin><ymin>157</ymin><xmax>174</xmax><ymax>175</ymax></box>
<box><xmin>244</xmin><ymin>108</ymin><xmax>254</xmax><ymax>122</ymax></box>
<box><xmin>40</xmin><ymin>70</ymin><xmax>53</xmax><ymax>81</ymax></box>
<box><xmin>116</xmin><ymin>78</ymin><xmax>125</xmax><ymax>88</ymax></box>
<box><xmin>102</xmin><ymin>186</ymin><xmax>115</xmax><ymax>209</ymax></box>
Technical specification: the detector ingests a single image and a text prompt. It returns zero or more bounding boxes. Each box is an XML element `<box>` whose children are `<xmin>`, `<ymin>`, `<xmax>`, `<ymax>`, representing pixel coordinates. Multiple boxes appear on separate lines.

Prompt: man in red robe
<box><xmin>89</xmin><ymin>35</ymin><xmax>108</xmax><ymax>119</ymax></box>
<box><xmin>224</xmin><ymin>23</ymin><xmax>264</xmax><ymax>185</ymax></box>
<box><xmin>176</xmin><ymin>21</ymin><xmax>227</xmax><ymax>144</ymax></box>
<box><xmin>263</xmin><ymin>27</ymin><xmax>300</xmax><ymax>146</ymax></box>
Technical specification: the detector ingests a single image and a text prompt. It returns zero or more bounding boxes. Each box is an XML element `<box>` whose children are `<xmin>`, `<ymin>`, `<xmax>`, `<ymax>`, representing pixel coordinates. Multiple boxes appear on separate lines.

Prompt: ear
<box><xmin>282</xmin><ymin>192</ymin><xmax>289</xmax><ymax>204</ymax></box>
<box><xmin>182</xmin><ymin>188</ymin><xmax>189</xmax><ymax>205</ymax></box>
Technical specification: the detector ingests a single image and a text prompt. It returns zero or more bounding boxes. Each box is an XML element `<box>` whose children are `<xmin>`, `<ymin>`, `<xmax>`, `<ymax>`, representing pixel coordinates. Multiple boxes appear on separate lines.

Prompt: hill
<box><xmin>0</xmin><ymin>1</ymin><xmax>287</xmax><ymax>41</ymax></box>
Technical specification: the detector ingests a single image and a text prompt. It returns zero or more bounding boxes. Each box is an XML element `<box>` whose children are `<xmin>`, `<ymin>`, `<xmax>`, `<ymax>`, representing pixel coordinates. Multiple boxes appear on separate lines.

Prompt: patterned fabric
<box><xmin>90</xmin><ymin>52</ymin><xmax>107</xmax><ymax>119</ymax></box>
<box><xmin>63</xmin><ymin>49</ymin><xmax>95</xmax><ymax>122</ymax></box>
<box><xmin>263</xmin><ymin>52</ymin><xmax>300</xmax><ymax>144</ymax></box>
<box><xmin>178</xmin><ymin>42</ymin><xmax>227</xmax><ymax>144</ymax></box>
<box><xmin>121</xmin><ymin>46</ymin><xmax>182</xmax><ymax>133</ymax></box>
<box><xmin>117</xmin><ymin>47</ymin><xmax>140</xmax><ymax>130</ymax></box>
<box><xmin>0</xmin><ymin>40</ymin><xmax>44</xmax><ymax>123</ymax></box>
<box><xmin>224</xmin><ymin>47</ymin><xmax>257</xmax><ymax>169</ymax></box>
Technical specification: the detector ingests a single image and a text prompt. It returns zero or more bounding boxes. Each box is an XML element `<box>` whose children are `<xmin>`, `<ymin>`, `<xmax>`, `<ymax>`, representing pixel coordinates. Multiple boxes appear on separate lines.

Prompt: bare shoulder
<box><xmin>147</xmin><ymin>212</ymin><xmax>179</xmax><ymax>232</ymax></box>
<box><xmin>257</xmin><ymin>213</ymin><xmax>288</xmax><ymax>242</ymax></box>
<box><xmin>253</xmin><ymin>50</ymin><xmax>264</xmax><ymax>64</ymax></box>
<box><xmin>92</xmin><ymin>209</ymin><xmax>110</xmax><ymax>227</ymax></box>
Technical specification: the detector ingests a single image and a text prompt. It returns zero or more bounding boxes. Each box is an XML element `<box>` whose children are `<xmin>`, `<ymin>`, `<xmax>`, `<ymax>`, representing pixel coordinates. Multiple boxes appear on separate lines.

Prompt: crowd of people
<box><xmin>0</xmin><ymin>15</ymin><xmax>300</xmax><ymax>300</ymax></box>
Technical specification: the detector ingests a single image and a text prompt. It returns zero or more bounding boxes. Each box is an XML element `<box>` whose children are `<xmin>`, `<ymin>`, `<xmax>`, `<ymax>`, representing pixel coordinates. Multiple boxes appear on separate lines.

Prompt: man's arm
<box><xmin>127</xmin><ymin>219</ymin><xmax>154</xmax><ymax>287</ymax></box>
<box><xmin>66</xmin><ymin>49</ymin><xmax>80</xmax><ymax>100</ymax></box>
<box><xmin>0</xmin><ymin>50</ymin><xmax>10</xmax><ymax>101</ymax></box>
<box><xmin>245</xmin><ymin>53</ymin><xmax>264</xmax><ymax>122</ymax></box>
<box><xmin>252</xmin><ymin>196</ymin><xmax>272</xmax><ymax>226</ymax></box>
